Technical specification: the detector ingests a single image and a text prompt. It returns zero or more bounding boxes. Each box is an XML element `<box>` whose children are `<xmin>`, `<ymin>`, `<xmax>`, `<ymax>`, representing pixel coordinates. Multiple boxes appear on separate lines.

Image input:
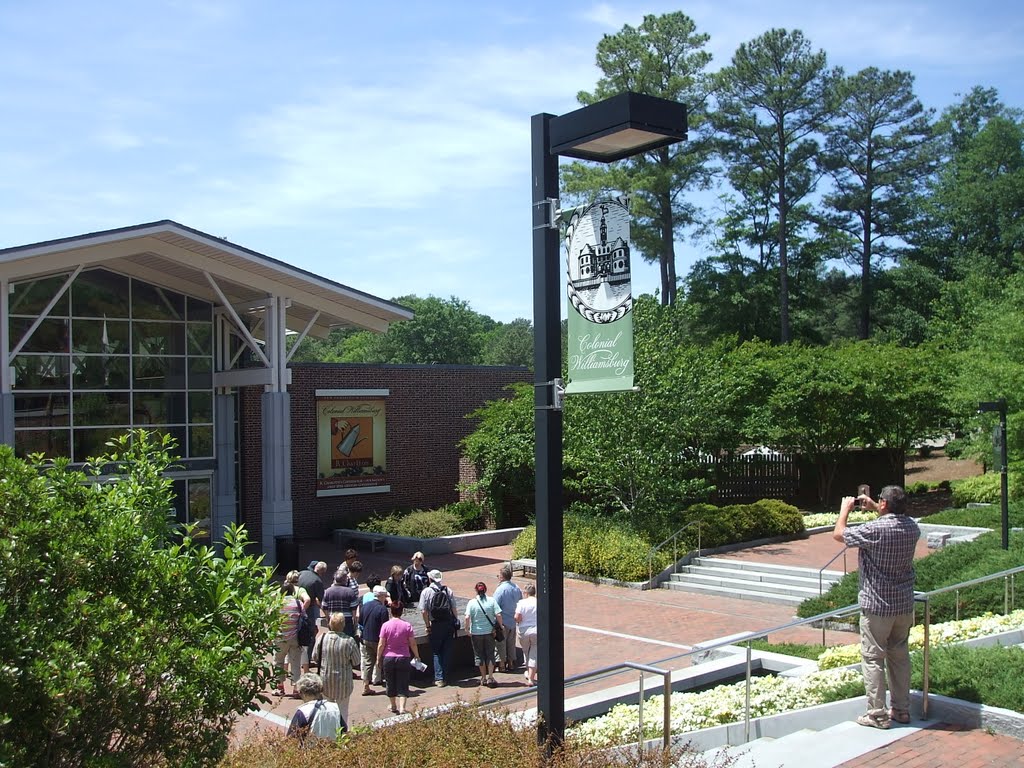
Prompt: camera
<box><xmin>854</xmin><ymin>484</ymin><xmax>871</xmax><ymax>510</ymax></box>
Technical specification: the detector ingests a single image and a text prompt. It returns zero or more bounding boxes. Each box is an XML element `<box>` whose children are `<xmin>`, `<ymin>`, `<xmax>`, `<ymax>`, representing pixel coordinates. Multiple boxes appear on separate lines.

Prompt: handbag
<box><xmin>478</xmin><ymin>596</ymin><xmax>504</xmax><ymax>642</ymax></box>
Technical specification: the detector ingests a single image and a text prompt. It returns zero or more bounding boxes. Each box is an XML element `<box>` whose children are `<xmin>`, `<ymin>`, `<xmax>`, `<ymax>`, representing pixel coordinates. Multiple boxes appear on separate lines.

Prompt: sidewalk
<box><xmin>236</xmin><ymin>531</ymin><xmax>1023</xmax><ymax>766</ymax></box>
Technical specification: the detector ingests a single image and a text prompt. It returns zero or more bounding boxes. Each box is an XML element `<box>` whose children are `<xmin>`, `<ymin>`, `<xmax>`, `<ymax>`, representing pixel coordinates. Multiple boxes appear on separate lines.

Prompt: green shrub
<box><xmin>0</xmin><ymin>434</ymin><xmax>281</xmax><ymax>768</ymax></box>
<box><xmin>511</xmin><ymin>516</ymin><xmax>670</xmax><ymax>582</ymax></box>
<box><xmin>924</xmin><ymin>502</ymin><xmax>1024</xmax><ymax>529</ymax></box>
<box><xmin>442</xmin><ymin>500</ymin><xmax>486</xmax><ymax>531</ymax></box>
<box><xmin>748</xmin><ymin>640</ymin><xmax>826</xmax><ymax>661</ymax></box>
<box><xmin>907</xmin><ymin>481</ymin><xmax>929</xmax><ymax>495</ymax></box>
<box><xmin>358</xmin><ymin>508</ymin><xmax>463</xmax><ymax>538</ymax></box>
<box><xmin>676</xmin><ymin>499</ymin><xmax>805</xmax><ymax>550</ymax></box>
<box><xmin>951</xmin><ymin>473</ymin><xmax>1000</xmax><ymax>506</ymax></box>
<box><xmin>911</xmin><ymin>645</ymin><xmax>1024</xmax><ymax>712</ymax></box>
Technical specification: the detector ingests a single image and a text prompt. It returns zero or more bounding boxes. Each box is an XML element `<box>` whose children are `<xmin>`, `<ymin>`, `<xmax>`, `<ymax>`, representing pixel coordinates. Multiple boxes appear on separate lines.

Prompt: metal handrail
<box><xmin>915</xmin><ymin>564</ymin><xmax>1024</xmax><ymax>720</ymax></box>
<box><xmin>479</xmin><ymin>563</ymin><xmax>1023</xmax><ymax>747</ymax></box>
<box><xmin>647</xmin><ymin>518</ymin><xmax>702</xmax><ymax>586</ymax></box>
<box><xmin>818</xmin><ymin>547</ymin><xmax>850</xmax><ymax>643</ymax></box>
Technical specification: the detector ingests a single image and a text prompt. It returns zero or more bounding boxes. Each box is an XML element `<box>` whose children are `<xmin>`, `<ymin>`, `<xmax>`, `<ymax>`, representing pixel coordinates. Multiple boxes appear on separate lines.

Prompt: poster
<box><xmin>315</xmin><ymin>390</ymin><xmax>388</xmax><ymax>496</ymax></box>
<box><xmin>564</xmin><ymin>196</ymin><xmax>635</xmax><ymax>394</ymax></box>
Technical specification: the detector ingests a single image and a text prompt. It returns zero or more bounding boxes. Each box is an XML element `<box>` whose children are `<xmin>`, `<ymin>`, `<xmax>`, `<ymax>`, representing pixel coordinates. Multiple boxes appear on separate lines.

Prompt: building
<box><xmin>0</xmin><ymin>221</ymin><xmax>421</xmax><ymax>562</ymax></box>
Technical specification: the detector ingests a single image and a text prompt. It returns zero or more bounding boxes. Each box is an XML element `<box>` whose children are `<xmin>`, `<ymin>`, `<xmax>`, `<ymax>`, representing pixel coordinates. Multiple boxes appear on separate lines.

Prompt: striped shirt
<box><xmin>279</xmin><ymin>597</ymin><xmax>303</xmax><ymax>639</ymax></box>
<box><xmin>842</xmin><ymin>513</ymin><xmax>920</xmax><ymax>616</ymax></box>
<box><xmin>312</xmin><ymin>631</ymin><xmax>361</xmax><ymax>704</ymax></box>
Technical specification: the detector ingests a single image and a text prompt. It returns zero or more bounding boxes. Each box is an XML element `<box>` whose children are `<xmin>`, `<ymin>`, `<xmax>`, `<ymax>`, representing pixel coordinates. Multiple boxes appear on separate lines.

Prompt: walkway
<box><xmin>237</xmin><ymin>531</ymin><xmax>1023</xmax><ymax>767</ymax></box>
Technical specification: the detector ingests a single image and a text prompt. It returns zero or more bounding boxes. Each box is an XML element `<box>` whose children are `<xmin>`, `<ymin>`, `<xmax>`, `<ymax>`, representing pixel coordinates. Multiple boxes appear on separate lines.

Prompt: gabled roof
<box><xmin>0</xmin><ymin>220</ymin><xmax>412</xmax><ymax>336</ymax></box>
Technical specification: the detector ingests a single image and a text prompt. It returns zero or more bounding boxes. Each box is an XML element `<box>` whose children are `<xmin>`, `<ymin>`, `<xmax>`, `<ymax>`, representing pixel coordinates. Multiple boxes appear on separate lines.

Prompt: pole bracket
<box><xmin>532</xmin><ymin>197</ymin><xmax>561</xmax><ymax>231</ymax></box>
<box><xmin>535</xmin><ymin>378</ymin><xmax>565</xmax><ymax>411</ymax></box>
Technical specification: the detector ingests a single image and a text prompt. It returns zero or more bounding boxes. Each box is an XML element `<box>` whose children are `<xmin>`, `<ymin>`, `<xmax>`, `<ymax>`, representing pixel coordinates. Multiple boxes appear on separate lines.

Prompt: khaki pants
<box><xmin>860</xmin><ymin>612</ymin><xmax>914</xmax><ymax>715</ymax></box>
<box><xmin>361</xmin><ymin>640</ymin><xmax>383</xmax><ymax>686</ymax></box>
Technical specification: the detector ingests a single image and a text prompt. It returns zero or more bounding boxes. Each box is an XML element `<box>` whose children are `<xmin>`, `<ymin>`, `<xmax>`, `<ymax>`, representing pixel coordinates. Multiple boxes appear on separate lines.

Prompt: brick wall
<box><xmin>239</xmin><ymin>363</ymin><xmax>530</xmax><ymax>541</ymax></box>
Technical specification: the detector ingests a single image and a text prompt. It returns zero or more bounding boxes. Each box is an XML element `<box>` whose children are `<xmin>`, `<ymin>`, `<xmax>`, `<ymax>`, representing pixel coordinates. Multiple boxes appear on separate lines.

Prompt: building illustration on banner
<box><xmin>565</xmin><ymin>197</ymin><xmax>632</xmax><ymax>324</ymax></box>
<box><xmin>316</xmin><ymin>391</ymin><xmax>388</xmax><ymax>495</ymax></box>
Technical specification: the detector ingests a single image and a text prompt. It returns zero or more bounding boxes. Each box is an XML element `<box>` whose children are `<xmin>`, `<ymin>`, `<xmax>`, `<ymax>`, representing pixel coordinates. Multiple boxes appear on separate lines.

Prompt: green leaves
<box><xmin>0</xmin><ymin>433</ymin><xmax>281</xmax><ymax>767</ymax></box>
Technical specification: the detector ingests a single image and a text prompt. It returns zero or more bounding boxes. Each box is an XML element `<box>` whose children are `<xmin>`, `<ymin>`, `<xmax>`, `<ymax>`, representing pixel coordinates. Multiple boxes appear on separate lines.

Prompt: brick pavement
<box><xmin>837</xmin><ymin>723</ymin><xmax>1024</xmax><ymax>767</ymax></box>
<box><xmin>236</xmin><ymin>531</ymin><xmax>1024</xmax><ymax>768</ymax></box>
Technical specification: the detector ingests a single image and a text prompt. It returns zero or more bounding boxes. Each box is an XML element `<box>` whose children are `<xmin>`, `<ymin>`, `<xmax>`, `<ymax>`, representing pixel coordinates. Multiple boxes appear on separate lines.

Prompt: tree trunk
<box><xmin>777</xmin><ymin>131</ymin><xmax>791</xmax><ymax>344</ymax></box>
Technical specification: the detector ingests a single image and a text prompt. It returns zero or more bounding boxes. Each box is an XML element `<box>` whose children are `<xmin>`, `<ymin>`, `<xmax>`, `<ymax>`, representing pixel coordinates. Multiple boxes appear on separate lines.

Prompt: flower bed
<box><xmin>817</xmin><ymin>609</ymin><xmax>1024</xmax><ymax>668</ymax></box>
<box><xmin>571</xmin><ymin>610</ymin><xmax>1024</xmax><ymax>746</ymax></box>
<box><xmin>801</xmin><ymin>510</ymin><xmax>876</xmax><ymax>528</ymax></box>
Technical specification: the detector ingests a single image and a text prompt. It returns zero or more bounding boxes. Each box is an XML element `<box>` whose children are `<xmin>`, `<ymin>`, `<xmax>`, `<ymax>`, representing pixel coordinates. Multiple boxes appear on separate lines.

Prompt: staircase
<box><xmin>662</xmin><ymin>557</ymin><xmax>844</xmax><ymax>606</ymax></box>
<box><xmin>700</xmin><ymin>720</ymin><xmax>922</xmax><ymax>768</ymax></box>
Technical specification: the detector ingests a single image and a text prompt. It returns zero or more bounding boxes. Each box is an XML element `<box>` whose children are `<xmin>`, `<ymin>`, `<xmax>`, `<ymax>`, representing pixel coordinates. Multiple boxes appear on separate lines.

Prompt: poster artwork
<box><xmin>330</xmin><ymin>417</ymin><xmax>373</xmax><ymax>468</ymax></box>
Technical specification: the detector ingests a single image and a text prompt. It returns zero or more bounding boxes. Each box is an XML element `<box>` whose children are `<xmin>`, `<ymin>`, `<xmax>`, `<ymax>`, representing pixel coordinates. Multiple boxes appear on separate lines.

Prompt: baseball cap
<box><xmin>428</xmin><ymin>569</ymin><xmax>442</xmax><ymax>582</ymax></box>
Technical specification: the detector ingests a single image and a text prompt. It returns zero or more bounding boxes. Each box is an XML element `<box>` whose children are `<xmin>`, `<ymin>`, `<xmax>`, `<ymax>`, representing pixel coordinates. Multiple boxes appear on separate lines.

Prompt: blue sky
<box><xmin>1</xmin><ymin>1</ymin><xmax>1022</xmax><ymax>324</ymax></box>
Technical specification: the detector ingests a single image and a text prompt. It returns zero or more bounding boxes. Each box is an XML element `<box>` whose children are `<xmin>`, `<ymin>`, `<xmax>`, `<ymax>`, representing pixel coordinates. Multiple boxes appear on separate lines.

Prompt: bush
<box><xmin>911</xmin><ymin>645</ymin><xmax>1024</xmax><ymax>712</ymax></box>
<box><xmin>222</xmin><ymin>701</ymin><xmax>714</xmax><ymax>767</ymax></box>
<box><xmin>676</xmin><ymin>499</ymin><xmax>805</xmax><ymax>550</ymax></box>
<box><xmin>511</xmin><ymin>514</ymin><xmax>670</xmax><ymax>582</ymax></box>
<box><xmin>951</xmin><ymin>473</ymin><xmax>1000</xmax><ymax>506</ymax></box>
<box><xmin>0</xmin><ymin>433</ymin><xmax>281</xmax><ymax>768</ymax></box>
<box><xmin>357</xmin><ymin>508</ymin><xmax>463</xmax><ymax>538</ymax></box>
<box><xmin>924</xmin><ymin>502</ymin><xmax>1024</xmax><ymax>529</ymax></box>
<box><xmin>907</xmin><ymin>481</ymin><xmax>929</xmax><ymax>495</ymax></box>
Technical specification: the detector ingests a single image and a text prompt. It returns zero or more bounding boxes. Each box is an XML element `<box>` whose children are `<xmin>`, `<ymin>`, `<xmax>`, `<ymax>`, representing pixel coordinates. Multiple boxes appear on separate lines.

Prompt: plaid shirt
<box><xmin>842</xmin><ymin>513</ymin><xmax>920</xmax><ymax>616</ymax></box>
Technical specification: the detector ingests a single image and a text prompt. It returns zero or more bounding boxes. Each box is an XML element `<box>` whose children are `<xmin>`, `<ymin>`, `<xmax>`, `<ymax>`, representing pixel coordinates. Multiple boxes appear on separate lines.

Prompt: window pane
<box><xmin>187</xmin><ymin>478</ymin><xmax>212</xmax><ymax>537</ymax></box>
<box><xmin>188</xmin><ymin>357</ymin><xmax>212</xmax><ymax>390</ymax></box>
<box><xmin>133</xmin><ymin>321</ymin><xmax>186</xmax><ymax>356</ymax></box>
<box><xmin>133</xmin><ymin>356</ymin><xmax>187</xmax><ymax>389</ymax></box>
<box><xmin>132</xmin><ymin>282</ymin><xmax>184</xmax><ymax>321</ymax></box>
<box><xmin>12</xmin><ymin>355</ymin><xmax>69</xmax><ymax>390</ymax></box>
<box><xmin>14</xmin><ymin>394</ymin><xmax>70</xmax><ymax>427</ymax></box>
<box><xmin>10</xmin><ymin>317</ymin><xmax>69</xmax><ymax>353</ymax></box>
<box><xmin>73</xmin><ymin>427</ymin><xmax>128</xmax><ymax>462</ymax></box>
<box><xmin>73</xmin><ymin>393</ymin><xmax>131</xmax><ymax>426</ymax></box>
<box><xmin>140</xmin><ymin>426</ymin><xmax>186</xmax><ymax>459</ymax></box>
<box><xmin>189</xmin><ymin>426</ymin><xmax>213</xmax><ymax>458</ymax></box>
<box><xmin>187</xmin><ymin>297</ymin><xmax>212</xmax><ymax>322</ymax></box>
<box><xmin>72</xmin><ymin>319</ymin><xmax>130</xmax><ymax>354</ymax></box>
<box><xmin>15</xmin><ymin>429</ymin><xmax>70</xmax><ymax>459</ymax></box>
<box><xmin>188</xmin><ymin>392</ymin><xmax>213</xmax><ymax>423</ymax></box>
<box><xmin>133</xmin><ymin>392</ymin><xmax>187</xmax><ymax>425</ymax></box>
<box><xmin>72</xmin><ymin>270</ymin><xmax>130</xmax><ymax>318</ymax></box>
<box><xmin>187</xmin><ymin>322</ymin><xmax>212</xmax><ymax>356</ymax></box>
<box><xmin>9</xmin><ymin>274</ymin><xmax>70</xmax><ymax>316</ymax></box>
<box><xmin>73</xmin><ymin>355</ymin><xmax>130</xmax><ymax>389</ymax></box>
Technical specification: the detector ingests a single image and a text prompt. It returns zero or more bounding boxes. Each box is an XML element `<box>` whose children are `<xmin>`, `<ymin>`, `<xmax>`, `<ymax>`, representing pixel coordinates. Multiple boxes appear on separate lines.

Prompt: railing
<box><xmin>479</xmin><ymin>564</ymin><xmax>1023</xmax><ymax>748</ymax></box>
<box><xmin>647</xmin><ymin>518</ymin><xmax>702</xmax><ymax>586</ymax></box>
<box><xmin>818</xmin><ymin>547</ymin><xmax>850</xmax><ymax>643</ymax></box>
<box><xmin>915</xmin><ymin>564</ymin><xmax>1024</xmax><ymax>719</ymax></box>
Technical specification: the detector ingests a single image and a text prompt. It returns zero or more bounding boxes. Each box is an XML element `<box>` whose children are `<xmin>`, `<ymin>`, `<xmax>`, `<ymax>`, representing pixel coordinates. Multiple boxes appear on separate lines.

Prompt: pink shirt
<box><xmin>378</xmin><ymin>618</ymin><xmax>415</xmax><ymax>657</ymax></box>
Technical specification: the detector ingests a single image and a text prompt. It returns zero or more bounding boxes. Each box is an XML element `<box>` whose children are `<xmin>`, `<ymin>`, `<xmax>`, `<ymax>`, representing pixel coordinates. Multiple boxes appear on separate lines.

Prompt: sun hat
<box><xmin>428</xmin><ymin>569</ymin><xmax>443</xmax><ymax>582</ymax></box>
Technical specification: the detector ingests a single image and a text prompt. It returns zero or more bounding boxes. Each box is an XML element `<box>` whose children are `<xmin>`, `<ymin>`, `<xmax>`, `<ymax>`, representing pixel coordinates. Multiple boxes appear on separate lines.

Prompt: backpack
<box><xmin>427</xmin><ymin>585</ymin><xmax>453</xmax><ymax>622</ymax></box>
<box><xmin>296</xmin><ymin>600</ymin><xmax>314</xmax><ymax>647</ymax></box>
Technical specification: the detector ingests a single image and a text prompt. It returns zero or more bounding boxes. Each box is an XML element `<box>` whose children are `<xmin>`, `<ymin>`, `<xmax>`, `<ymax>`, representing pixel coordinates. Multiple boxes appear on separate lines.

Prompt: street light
<box><xmin>531</xmin><ymin>92</ymin><xmax>687</xmax><ymax>749</ymax></box>
<box><xmin>978</xmin><ymin>399</ymin><xmax>1009</xmax><ymax>550</ymax></box>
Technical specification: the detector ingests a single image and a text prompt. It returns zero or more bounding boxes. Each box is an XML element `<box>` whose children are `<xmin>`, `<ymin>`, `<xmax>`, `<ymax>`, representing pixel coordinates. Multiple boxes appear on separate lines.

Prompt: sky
<box><xmin>1</xmin><ymin>1</ymin><xmax>1022</xmax><ymax>325</ymax></box>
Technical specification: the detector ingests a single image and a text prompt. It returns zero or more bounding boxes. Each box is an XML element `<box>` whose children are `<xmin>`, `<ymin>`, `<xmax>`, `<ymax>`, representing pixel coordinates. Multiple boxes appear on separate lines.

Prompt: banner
<box><xmin>564</xmin><ymin>196</ymin><xmax>634</xmax><ymax>394</ymax></box>
<box><xmin>315</xmin><ymin>391</ymin><xmax>388</xmax><ymax>496</ymax></box>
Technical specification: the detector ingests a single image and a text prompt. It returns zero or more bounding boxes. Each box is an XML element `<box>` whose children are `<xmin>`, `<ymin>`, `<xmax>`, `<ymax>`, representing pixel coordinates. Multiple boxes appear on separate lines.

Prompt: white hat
<box><xmin>372</xmin><ymin>585</ymin><xmax>388</xmax><ymax>597</ymax></box>
<box><xmin>428</xmin><ymin>569</ymin><xmax>442</xmax><ymax>582</ymax></box>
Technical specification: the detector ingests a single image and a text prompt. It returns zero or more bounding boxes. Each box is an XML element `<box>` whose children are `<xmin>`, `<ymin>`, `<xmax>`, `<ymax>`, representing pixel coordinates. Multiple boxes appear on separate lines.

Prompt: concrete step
<box><xmin>701</xmin><ymin>720</ymin><xmax>924</xmax><ymax>768</ymax></box>
<box><xmin>682</xmin><ymin>563</ymin><xmax>841</xmax><ymax>591</ymax></box>
<box><xmin>693</xmin><ymin>557</ymin><xmax>845</xmax><ymax>581</ymax></box>
<box><xmin>668</xmin><ymin>571</ymin><xmax>826</xmax><ymax>600</ymax></box>
<box><xmin>662</xmin><ymin>579</ymin><xmax>808</xmax><ymax>606</ymax></box>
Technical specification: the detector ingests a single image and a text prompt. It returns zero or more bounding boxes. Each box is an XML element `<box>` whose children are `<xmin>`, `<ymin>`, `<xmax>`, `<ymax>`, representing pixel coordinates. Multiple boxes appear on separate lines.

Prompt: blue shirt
<box><xmin>465</xmin><ymin>595</ymin><xmax>500</xmax><ymax>635</ymax></box>
<box><xmin>493</xmin><ymin>580</ymin><xmax>522</xmax><ymax>626</ymax></box>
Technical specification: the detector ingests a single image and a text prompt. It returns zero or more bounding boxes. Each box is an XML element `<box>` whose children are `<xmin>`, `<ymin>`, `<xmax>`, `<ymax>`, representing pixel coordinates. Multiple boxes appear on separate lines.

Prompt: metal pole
<box><xmin>744</xmin><ymin>641</ymin><xmax>752</xmax><ymax>742</ymax></box>
<box><xmin>662</xmin><ymin>671</ymin><xmax>672</xmax><ymax>749</ymax></box>
<box><xmin>999</xmin><ymin>403</ymin><xmax>1009</xmax><ymax>551</ymax></box>
<box><xmin>637</xmin><ymin>671</ymin><xmax>645</xmax><ymax>754</ymax></box>
<box><xmin>532</xmin><ymin>112</ymin><xmax>565</xmax><ymax>751</ymax></box>
<box><xmin>922</xmin><ymin>597</ymin><xmax>931</xmax><ymax>720</ymax></box>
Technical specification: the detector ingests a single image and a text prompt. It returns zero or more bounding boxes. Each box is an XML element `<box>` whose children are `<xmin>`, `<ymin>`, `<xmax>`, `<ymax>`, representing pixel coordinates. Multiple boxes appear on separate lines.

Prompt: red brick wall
<box><xmin>239</xmin><ymin>363</ymin><xmax>530</xmax><ymax>541</ymax></box>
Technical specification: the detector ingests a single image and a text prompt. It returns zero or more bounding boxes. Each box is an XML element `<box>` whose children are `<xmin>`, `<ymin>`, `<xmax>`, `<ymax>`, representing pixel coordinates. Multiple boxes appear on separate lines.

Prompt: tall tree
<box><xmin>562</xmin><ymin>11</ymin><xmax>715</xmax><ymax>306</ymax></box>
<box><xmin>715</xmin><ymin>28</ymin><xmax>835</xmax><ymax>342</ymax></box>
<box><xmin>819</xmin><ymin>68</ymin><xmax>935</xmax><ymax>339</ymax></box>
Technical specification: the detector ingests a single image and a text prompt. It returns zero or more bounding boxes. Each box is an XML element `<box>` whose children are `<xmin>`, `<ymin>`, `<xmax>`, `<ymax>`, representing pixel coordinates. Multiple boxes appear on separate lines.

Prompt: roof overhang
<box><xmin>0</xmin><ymin>220</ymin><xmax>413</xmax><ymax>337</ymax></box>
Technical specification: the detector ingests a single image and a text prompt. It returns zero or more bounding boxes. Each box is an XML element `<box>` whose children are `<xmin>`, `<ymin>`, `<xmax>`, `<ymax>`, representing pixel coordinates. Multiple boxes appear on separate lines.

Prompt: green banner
<box><xmin>564</xmin><ymin>197</ymin><xmax>634</xmax><ymax>395</ymax></box>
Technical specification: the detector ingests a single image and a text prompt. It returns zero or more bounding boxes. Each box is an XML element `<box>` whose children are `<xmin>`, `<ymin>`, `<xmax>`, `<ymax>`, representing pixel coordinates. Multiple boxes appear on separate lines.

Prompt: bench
<box><xmin>332</xmin><ymin>529</ymin><xmax>386</xmax><ymax>553</ymax></box>
<box><xmin>510</xmin><ymin>558</ymin><xmax>537</xmax><ymax>577</ymax></box>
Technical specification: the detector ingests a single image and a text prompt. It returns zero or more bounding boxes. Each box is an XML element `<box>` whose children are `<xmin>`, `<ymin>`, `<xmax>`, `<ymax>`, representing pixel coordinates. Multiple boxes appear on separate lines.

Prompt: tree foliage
<box><xmin>563</xmin><ymin>11</ymin><xmax>716</xmax><ymax>306</ymax></box>
<box><xmin>0</xmin><ymin>432</ymin><xmax>281</xmax><ymax>767</ymax></box>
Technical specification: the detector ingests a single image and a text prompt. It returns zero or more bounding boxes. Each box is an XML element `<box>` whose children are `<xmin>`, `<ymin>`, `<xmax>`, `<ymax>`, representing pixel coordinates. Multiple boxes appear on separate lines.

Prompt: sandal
<box><xmin>856</xmin><ymin>713</ymin><xmax>891</xmax><ymax>730</ymax></box>
<box><xmin>889</xmin><ymin>709</ymin><xmax>911</xmax><ymax>724</ymax></box>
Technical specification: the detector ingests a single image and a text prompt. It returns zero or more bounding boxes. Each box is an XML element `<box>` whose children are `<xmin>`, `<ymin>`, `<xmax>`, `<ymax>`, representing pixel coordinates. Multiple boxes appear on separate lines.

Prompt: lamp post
<box><xmin>531</xmin><ymin>92</ymin><xmax>687</xmax><ymax>749</ymax></box>
<box><xmin>978</xmin><ymin>399</ymin><xmax>1009</xmax><ymax>550</ymax></box>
